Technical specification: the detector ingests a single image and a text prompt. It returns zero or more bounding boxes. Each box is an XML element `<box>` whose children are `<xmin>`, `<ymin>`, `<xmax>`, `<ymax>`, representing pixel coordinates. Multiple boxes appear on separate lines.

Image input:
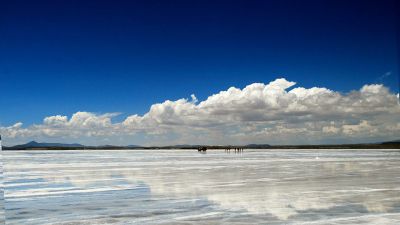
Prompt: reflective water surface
<box><xmin>3</xmin><ymin>149</ymin><xmax>400</xmax><ymax>224</ymax></box>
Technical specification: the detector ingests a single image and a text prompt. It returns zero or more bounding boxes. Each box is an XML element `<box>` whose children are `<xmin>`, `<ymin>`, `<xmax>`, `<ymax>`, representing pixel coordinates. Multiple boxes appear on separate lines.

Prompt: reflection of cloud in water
<box><xmin>3</xmin><ymin>149</ymin><xmax>400</xmax><ymax>223</ymax></box>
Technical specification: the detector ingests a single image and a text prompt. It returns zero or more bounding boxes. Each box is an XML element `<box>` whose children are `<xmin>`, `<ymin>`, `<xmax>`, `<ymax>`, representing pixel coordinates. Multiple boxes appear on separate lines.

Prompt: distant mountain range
<box><xmin>11</xmin><ymin>141</ymin><xmax>84</xmax><ymax>149</ymax></box>
<box><xmin>2</xmin><ymin>140</ymin><xmax>400</xmax><ymax>150</ymax></box>
<box><xmin>3</xmin><ymin>141</ymin><xmax>144</xmax><ymax>150</ymax></box>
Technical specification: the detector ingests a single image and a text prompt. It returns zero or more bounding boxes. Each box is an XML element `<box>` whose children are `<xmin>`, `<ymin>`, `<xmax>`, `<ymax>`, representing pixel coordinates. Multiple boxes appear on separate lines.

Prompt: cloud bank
<box><xmin>2</xmin><ymin>78</ymin><xmax>399</xmax><ymax>145</ymax></box>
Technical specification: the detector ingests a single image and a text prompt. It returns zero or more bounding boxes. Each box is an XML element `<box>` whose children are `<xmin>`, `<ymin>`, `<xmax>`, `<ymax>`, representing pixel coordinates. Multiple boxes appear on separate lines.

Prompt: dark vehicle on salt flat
<box><xmin>197</xmin><ymin>147</ymin><xmax>207</xmax><ymax>152</ymax></box>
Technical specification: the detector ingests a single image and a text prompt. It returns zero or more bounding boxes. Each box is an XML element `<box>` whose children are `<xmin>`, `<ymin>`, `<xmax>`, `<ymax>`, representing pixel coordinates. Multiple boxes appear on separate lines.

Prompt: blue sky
<box><xmin>1</xmin><ymin>1</ymin><xmax>399</xmax><ymax>145</ymax></box>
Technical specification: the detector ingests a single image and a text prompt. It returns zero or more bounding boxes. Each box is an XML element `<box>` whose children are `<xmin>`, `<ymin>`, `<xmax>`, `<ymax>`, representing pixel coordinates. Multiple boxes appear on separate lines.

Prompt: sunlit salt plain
<box><xmin>3</xmin><ymin>149</ymin><xmax>400</xmax><ymax>224</ymax></box>
<box><xmin>1</xmin><ymin>151</ymin><xmax>4</xmax><ymax>225</ymax></box>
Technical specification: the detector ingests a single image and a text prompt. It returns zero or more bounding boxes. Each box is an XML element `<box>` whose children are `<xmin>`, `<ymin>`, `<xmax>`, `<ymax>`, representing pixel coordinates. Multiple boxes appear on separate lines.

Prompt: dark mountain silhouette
<box><xmin>381</xmin><ymin>139</ymin><xmax>400</xmax><ymax>144</ymax></box>
<box><xmin>244</xmin><ymin>144</ymin><xmax>271</xmax><ymax>148</ymax></box>
<box><xmin>126</xmin><ymin>144</ymin><xmax>142</xmax><ymax>148</ymax></box>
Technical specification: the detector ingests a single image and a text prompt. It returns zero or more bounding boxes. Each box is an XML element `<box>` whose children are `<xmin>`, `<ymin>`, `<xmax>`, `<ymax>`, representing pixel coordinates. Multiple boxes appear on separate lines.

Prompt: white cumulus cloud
<box><xmin>1</xmin><ymin>78</ymin><xmax>399</xmax><ymax>146</ymax></box>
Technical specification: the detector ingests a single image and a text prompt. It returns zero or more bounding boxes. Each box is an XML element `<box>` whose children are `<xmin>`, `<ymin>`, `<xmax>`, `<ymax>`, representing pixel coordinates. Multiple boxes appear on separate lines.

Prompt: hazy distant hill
<box><xmin>10</xmin><ymin>141</ymin><xmax>84</xmax><ymax>149</ymax></box>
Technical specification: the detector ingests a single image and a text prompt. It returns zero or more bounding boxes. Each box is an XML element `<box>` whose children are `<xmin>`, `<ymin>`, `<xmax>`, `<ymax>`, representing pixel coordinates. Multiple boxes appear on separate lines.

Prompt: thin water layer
<box><xmin>3</xmin><ymin>149</ymin><xmax>400</xmax><ymax>224</ymax></box>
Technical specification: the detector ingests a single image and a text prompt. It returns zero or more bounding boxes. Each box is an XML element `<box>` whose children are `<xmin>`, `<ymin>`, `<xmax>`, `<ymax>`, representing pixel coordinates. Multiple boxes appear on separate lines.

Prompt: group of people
<box><xmin>196</xmin><ymin>147</ymin><xmax>245</xmax><ymax>153</ymax></box>
<box><xmin>225</xmin><ymin>147</ymin><xmax>244</xmax><ymax>152</ymax></box>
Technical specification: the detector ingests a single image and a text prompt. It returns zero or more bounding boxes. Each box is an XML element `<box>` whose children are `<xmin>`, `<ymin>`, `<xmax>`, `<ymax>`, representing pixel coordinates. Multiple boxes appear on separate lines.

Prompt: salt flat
<box><xmin>3</xmin><ymin>149</ymin><xmax>400</xmax><ymax>224</ymax></box>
